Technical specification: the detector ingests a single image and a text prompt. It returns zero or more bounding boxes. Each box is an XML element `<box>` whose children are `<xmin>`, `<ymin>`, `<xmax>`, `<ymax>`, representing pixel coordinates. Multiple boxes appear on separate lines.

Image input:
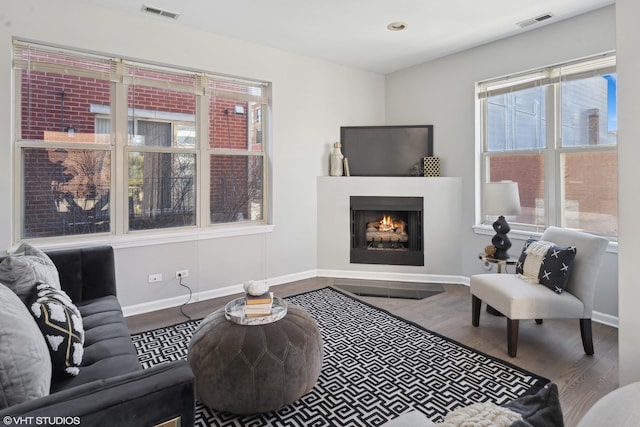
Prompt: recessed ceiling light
<box><xmin>387</xmin><ymin>22</ymin><xmax>407</xmax><ymax>31</ymax></box>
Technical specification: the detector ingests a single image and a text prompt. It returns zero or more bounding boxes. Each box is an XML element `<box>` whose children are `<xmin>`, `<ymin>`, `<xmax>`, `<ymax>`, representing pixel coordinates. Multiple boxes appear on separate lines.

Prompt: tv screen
<box><xmin>340</xmin><ymin>125</ymin><xmax>433</xmax><ymax>177</ymax></box>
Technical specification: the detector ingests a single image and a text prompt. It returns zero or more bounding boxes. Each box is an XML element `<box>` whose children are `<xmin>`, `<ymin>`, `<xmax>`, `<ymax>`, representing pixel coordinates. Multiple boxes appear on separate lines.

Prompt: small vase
<box><xmin>330</xmin><ymin>142</ymin><xmax>344</xmax><ymax>176</ymax></box>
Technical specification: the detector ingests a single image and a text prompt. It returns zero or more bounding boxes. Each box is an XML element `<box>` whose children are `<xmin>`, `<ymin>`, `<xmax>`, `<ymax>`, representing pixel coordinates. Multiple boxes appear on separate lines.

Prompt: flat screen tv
<box><xmin>340</xmin><ymin>125</ymin><xmax>433</xmax><ymax>176</ymax></box>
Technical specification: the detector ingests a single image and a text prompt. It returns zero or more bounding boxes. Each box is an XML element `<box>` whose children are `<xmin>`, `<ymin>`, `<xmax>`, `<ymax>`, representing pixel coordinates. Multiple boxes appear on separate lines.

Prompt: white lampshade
<box><xmin>484</xmin><ymin>181</ymin><xmax>521</xmax><ymax>216</ymax></box>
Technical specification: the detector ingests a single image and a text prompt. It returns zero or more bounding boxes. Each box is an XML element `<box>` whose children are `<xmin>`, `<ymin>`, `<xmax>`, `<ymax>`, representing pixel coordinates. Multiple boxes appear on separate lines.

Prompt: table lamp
<box><xmin>484</xmin><ymin>181</ymin><xmax>521</xmax><ymax>260</ymax></box>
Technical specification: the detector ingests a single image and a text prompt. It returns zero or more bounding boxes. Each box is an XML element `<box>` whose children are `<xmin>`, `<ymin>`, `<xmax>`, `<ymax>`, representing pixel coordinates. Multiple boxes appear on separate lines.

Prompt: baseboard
<box><xmin>122</xmin><ymin>270</ymin><xmax>317</xmax><ymax>317</ymax></box>
<box><xmin>592</xmin><ymin>310</ymin><xmax>618</xmax><ymax>328</ymax></box>
<box><xmin>316</xmin><ymin>269</ymin><xmax>469</xmax><ymax>286</ymax></box>
<box><xmin>266</xmin><ymin>269</ymin><xmax>318</xmax><ymax>287</ymax></box>
<box><xmin>122</xmin><ymin>283</ymin><xmax>242</xmax><ymax>317</ymax></box>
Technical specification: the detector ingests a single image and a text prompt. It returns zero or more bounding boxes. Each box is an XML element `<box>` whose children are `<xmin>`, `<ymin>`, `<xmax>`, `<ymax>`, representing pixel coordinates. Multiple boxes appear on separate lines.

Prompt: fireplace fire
<box><xmin>366</xmin><ymin>215</ymin><xmax>408</xmax><ymax>249</ymax></box>
<box><xmin>350</xmin><ymin>196</ymin><xmax>424</xmax><ymax>266</ymax></box>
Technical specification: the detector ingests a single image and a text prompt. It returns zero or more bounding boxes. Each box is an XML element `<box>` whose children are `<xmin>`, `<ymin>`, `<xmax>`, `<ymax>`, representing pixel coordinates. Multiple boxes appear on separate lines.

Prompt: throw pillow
<box><xmin>504</xmin><ymin>382</ymin><xmax>564</xmax><ymax>427</ymax></box>
<box><xmin>28</xmin><ymin>282</ymin><xmax>84</xmax><ymax>378</ymax></box>
<box><xmin>0</xmin><ymin>283</ymin><xmax>52</xmax><ymax>409</ymax></box>
<box><xmin>516</xmin><ymin>239</ymin><xmax>577</xmax><ymax>294</ymax></box>
<box><xmin>0</xmin><ymin>243</ymin><xmax>61</xmax><ymax>304</ymax></box>
<box><xmin>516</xmin><ymin>238</ymin><xmax>538</xmax><ymax>270</ymax></box>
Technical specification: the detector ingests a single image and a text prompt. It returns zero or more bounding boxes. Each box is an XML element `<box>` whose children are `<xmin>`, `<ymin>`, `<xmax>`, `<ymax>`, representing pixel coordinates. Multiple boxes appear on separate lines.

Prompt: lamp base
<box><xmin>491</xmin><ymin>216</ymin><xmax>513</xmax><ymax>260</ymax></box>
<box><xmin>492</xmin><ymin>248</ymin><xmax>511</xmax><ymax>260</ymax></box>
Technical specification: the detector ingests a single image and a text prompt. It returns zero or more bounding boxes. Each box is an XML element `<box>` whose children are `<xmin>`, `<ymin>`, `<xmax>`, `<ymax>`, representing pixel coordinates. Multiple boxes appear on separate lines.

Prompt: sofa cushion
<box><xmin>51</xmin><ymin>296</ymin><xmax>141</xmax><ymax>393</ymax></box>
<box><xmin>0</xmin><ymin>243</ymin><xmax>61</xmax><ymax>304</ymax></box>
<box><xmin>0</xmin><ymin>283</ymin><xmax>52</xmax><ymax>409</ymax></box>
<box><xmin>27</xmin><ymin>283</ymin><xmax>84</xmax><ymax>378</ymax></box>
<box><xmin>46</xmin><ymin>246</ymin><xmax>117</xmax><ymax>303</ymax></box>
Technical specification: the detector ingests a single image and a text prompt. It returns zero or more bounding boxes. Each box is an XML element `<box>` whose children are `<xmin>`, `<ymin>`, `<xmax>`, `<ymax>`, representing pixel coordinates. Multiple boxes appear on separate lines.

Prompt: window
<box><xmin>13</xmin><ymin>41</ymin><xmax>270</xmax><ymax>240</ymax></box>
<box><xmin>477</xmin><ymin>53</ymin><xmax>617</xmax><ymax>240</ymax></box>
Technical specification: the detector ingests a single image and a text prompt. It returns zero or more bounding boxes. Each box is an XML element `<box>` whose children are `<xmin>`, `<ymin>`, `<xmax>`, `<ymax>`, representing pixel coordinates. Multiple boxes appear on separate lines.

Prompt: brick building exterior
<box><xmin>20</xmin><ymin>69</ymin><xmax>258</xmax><ymax>238</ymax></box>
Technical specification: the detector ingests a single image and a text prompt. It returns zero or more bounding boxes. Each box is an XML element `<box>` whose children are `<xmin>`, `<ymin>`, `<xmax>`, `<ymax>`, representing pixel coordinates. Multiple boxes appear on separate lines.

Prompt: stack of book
<box><xmin>243</xmin><ymin>292</ymin><xmax>274</xmax><ymax>317</ymax></box>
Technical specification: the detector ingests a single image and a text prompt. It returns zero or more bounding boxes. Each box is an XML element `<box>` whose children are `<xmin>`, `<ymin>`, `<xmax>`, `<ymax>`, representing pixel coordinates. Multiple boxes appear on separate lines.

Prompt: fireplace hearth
<box><xmin>350</xmin><ymin>196</ymin><xmax>424</xmax><ymax>266</ymax></box>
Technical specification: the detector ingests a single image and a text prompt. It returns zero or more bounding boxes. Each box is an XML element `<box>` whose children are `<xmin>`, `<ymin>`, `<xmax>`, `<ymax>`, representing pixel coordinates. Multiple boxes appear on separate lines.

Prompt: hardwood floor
<box><xmin>126</xmin><ymin>277</ymin><xmax>618</xmax><ymax>427</ymax></box>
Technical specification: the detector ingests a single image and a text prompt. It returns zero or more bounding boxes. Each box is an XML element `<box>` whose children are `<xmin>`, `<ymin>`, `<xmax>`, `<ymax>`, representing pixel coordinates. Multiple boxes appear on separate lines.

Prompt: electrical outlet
<box><xmin>175</xmin><ymin>270</ymin><xmax>189</xmax><ymax>279</ymax></box>
<box><xmin>148</xmin><ymin>273</ymin><xmax>163</xmax><ymax>283</ymax></box>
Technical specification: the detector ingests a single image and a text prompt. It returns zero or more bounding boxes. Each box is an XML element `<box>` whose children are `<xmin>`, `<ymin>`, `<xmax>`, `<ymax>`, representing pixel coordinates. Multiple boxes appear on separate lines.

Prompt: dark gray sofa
<box><xmin>0</xmin><ymin>246</ymin><xmax>195</xmax><ymax>427</ymax></box>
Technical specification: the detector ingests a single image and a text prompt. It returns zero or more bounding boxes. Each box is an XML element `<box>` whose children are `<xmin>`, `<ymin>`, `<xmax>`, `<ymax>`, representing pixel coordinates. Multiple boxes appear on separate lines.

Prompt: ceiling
<box><xmin>78</xmin><ymin>0</ymin><xmax>614</xmax><ymax>74</ymax></box>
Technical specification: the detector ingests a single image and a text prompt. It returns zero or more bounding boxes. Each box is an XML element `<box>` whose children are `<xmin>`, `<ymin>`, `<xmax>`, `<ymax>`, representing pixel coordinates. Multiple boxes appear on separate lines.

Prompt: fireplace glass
<box><xmin>350</xmin><ymin>196</ymin><xmax>424</xmax><ymax>266</ymax></box>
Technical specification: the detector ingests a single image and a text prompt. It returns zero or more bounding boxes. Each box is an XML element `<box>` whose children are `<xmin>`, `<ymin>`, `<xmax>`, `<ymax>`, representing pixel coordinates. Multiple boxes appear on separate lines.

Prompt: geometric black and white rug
<box><xmin>131</xmin><ymin>287</ymin><xmax>549</xmax><ymax>427</ymax></box>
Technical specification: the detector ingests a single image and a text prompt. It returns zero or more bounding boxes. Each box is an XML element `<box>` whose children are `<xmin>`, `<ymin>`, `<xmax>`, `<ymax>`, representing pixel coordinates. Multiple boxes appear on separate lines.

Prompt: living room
<box><xmin>1</xmin><ymin>0</ymin><xmax>640</xmax><ymax>425</ymax></box>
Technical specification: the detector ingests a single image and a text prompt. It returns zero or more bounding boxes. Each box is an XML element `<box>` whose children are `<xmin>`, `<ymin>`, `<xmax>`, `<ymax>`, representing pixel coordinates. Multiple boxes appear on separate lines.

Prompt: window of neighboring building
<box><xmin>477</xmin><ymin>52</ymin><xmax>617</xmax><ymax>240</ymax></box>
<box><xmin>13</xmin><ymin>41</ymin><xmax>269</xmax><ymax>241</ymax></box>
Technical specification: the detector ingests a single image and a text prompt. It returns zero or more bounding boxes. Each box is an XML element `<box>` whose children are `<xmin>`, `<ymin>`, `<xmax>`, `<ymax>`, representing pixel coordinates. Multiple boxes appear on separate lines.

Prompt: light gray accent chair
<box><xmin>577</xmin><ymin>382</ymin><xmax>640</xmax><ymax>426</ymax></box>
<box><xmin>470</xmin><ymin>226</ymin><xmax>609</xmax><ymax>357</ymax></box>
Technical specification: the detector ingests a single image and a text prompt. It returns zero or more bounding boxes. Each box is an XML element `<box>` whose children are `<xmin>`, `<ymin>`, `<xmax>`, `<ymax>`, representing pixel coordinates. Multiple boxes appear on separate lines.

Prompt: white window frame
<box><xmin>475</xmin><ymin>52</ymin><xmax>617</xmax><ymax>243</ymax></box>
<box><xmin>12</xmin><ymin>40</ymin><xmax>272</xmax><ymax>246</ymax></box>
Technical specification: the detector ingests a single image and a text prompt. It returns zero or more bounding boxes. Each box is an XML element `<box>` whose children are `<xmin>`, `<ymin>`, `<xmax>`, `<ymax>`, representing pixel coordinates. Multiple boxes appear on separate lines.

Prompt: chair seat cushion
<box><xmin>470</xmin><ymin>273</ymin><xmax>584</xmax><ymax>319</ymax></box>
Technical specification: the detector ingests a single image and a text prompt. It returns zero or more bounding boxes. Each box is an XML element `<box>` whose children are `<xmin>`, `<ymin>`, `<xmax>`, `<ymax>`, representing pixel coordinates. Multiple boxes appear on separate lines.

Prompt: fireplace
<box><xmin>350</xmin><ymin>196</ymin><xmax>424</xmax><ymax>266</ymax></box>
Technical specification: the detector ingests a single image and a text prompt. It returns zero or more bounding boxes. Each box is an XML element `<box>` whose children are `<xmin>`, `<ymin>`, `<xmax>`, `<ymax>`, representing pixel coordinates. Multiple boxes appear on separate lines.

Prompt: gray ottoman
<box><xmin>187</xmin><ymin>303</ymin><xmax>323</xmax><ymax>414</ymax></box>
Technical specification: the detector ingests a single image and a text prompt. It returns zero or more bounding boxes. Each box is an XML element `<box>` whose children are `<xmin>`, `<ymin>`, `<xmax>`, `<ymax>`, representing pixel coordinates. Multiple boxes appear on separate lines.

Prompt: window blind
<box><xmin>477</xmin><ymin>51</ymin><xmax>616</xmax><ymax>98</ymax></box>
<box><xmin>14</xmin><ymin>40</ymin><xmax>269</xmax><ymax>102</ymax></box>
<box><xmin>13</xmin><ymin>41</ymin><xmax>118</xmax><ymax>81</ymax></box>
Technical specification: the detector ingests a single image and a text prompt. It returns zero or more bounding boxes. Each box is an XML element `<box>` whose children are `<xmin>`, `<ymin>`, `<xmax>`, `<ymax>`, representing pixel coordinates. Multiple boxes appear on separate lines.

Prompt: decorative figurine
<box><xmin>484</xmin><ymin>245</ymin><xmax>496</xmax><ymax>257</ymax></box>
<box><xmin>330</xmin><ymin>142</ymin><xmax>344</xmax><ymax>176</ymax></box>
<box><xmin>243</xmin><ymin>280</ymin><xmax>269</xmax><ymax>296</ymax></box>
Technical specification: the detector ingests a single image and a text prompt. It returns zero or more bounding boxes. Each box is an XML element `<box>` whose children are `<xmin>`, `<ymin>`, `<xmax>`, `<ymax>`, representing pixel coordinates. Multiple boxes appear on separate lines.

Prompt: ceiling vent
<box><xmin>517</xmin><ymin>12</ymin><xmax>553</xmax><ymax>28</ymax></box>
<box><xmin>141</xmin><ymin>4</ymin><xmax>180</xmax><ymax>20</ymax></box>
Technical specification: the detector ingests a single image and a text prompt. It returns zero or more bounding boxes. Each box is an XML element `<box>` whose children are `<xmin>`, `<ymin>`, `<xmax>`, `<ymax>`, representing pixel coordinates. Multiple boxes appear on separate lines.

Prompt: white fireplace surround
<box><xmin>317</xmin><ymin>176</ymin><xmax>464</xmax><ymax>285</ymax></box>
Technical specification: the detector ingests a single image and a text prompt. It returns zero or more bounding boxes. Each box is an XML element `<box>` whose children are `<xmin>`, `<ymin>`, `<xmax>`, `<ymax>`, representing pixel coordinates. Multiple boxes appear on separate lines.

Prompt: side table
<box><xmin>478</xmin><ymin>253</ymin><xmax>518</xmax><ymax>274</ymax></box>
<box><xmin>478</xmin><ymin>254</ymin><xmax>518</xmax><ymax>316</ymax></box>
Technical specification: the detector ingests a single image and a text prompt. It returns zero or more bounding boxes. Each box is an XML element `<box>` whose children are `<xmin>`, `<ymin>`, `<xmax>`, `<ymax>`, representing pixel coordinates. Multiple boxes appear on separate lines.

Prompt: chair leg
<box><xmin>472</xmin><ymin>295</ymin><xmax>481</xmax><ymax>327</ymax></box>
<box><xmin>580</xmin><ymin>318</ymin><xmax>594</xmax><ymax>355</ymax></box>
<box><xmin>507</xmin><ymin>318</ymin><xmax>519</xmax><ymax>357</ymax></box>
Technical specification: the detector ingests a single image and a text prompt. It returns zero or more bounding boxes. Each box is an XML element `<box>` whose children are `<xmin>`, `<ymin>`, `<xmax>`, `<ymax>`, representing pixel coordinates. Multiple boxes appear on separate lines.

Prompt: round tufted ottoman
<box><xmin>187</xmin><ymin>303</ymin><xmax>323</xmax><ymax>414</ymax></box>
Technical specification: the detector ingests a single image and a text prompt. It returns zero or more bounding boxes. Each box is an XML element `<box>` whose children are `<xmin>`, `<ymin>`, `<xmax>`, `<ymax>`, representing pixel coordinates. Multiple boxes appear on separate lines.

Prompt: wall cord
<box><xmin>178</xmin><ymin>275</ymin><xmax>193</xmax><ymax>320</ymax></box>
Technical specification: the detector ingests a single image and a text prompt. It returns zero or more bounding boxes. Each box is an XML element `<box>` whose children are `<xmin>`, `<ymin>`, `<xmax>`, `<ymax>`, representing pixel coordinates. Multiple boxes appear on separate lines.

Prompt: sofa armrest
<box><xmin>0</xmin><ymin>360</ymin><xmax>195</xmax><ymax>427</ymax></box>
<box><xmin>47</xmin><ymin>246</ymin><xmax>117</xmax><ymax>303</ymax></box>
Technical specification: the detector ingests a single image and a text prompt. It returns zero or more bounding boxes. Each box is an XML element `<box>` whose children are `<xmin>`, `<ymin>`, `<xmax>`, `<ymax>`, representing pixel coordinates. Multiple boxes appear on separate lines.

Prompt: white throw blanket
<box><xmin>439</xmin><ymin>402</ymin><xmax>522</xmax><ymax>427</ymax></box>
<box><xmin>519</xmin><ymin>240</ymin><xmax>554</xmax><ymax>283</ymax></box>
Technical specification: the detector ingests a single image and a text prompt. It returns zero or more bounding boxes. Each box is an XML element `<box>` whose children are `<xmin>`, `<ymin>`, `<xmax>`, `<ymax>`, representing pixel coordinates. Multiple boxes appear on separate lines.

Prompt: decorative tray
<box><xmin>224</xmin><ymin>296</ymin><xmax>287</xmax><ymax>325</ymax></box>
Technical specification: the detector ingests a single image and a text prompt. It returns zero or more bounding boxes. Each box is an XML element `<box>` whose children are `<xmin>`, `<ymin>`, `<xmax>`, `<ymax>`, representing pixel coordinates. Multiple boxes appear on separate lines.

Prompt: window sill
<box><xmin>22</xmin><ymin>223</ymin><xmax>275</xmax><ymax>252</ymax></box>
<box><xmin>472</xmin><ymin>224</ymin><xmax>618</xmax><ymax>254</ymax></box>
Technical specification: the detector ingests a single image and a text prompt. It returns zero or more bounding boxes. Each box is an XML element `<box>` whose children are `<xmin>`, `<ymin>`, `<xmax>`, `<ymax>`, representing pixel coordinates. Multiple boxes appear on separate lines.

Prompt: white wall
<box><xmin>616</xmin><ymin>0</ymin><xmax>640</xmax><ymax>384</ymax></box>
<box><xmin>385</xmin><ymin>6</ymin><xmax>619</xmax><ymax>321</ymax></box>
<box><xmin>0</xmin><ymin>0</ymin><xmax>385</xmax><ymax>311</ymax></box>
